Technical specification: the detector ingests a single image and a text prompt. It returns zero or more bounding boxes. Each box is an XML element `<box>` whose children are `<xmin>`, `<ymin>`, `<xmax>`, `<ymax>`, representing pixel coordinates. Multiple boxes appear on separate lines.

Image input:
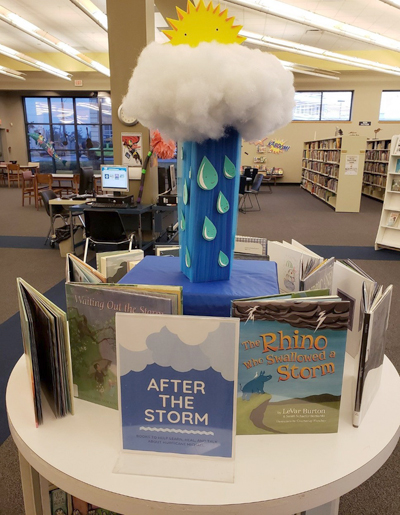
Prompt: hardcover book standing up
<box><xmin>232</xmin><ymin>295</ymin><xmax>349</xmax><ymax>435</ymax></box>
<box><xmin>66</xmin><ymin>283</ymin><xmax>182</xmax><ymax>410</ymax></box>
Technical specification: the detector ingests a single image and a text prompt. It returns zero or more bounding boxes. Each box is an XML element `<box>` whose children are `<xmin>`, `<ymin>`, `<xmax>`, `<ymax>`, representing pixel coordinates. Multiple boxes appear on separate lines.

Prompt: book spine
<box><xmin>353</xmin><ymin>312</ymin><xmax>371</xmax><ymax>427</ymax></box>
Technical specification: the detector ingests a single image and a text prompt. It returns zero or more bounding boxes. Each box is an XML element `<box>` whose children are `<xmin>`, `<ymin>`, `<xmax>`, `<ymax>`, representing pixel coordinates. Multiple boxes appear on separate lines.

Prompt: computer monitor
<box><xmin>79</xmin><ymin>166</ymin><xmax>94</xmax><ymax>195</ymax></box>
<box><xmin>169</xmin><ymin>164</ymin><xmax>177</xmax><ymax>194</ymax></box>
<box><xmin>100</xmin><ymin>164</ymin><xmax>129</xmax><ymax>196</ymax></box>
<box><xmin>158</xmin><ymin>166</ymin><xmax>169</xmax><ymax>195</ymax></box>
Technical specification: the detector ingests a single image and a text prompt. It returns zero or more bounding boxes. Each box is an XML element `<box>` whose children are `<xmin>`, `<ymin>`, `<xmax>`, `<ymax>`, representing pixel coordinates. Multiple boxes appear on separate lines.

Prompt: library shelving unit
<box><xmin>362</xmin><ymin>138</ymin><xmax>391</xmax><ymax>202</ymax></box>
<box><xmin>301</xmin><ymin>135</ymin><xmax>366</xmax><ymax>212</ymax></box>
<box><xmin>375</xmin><ymin>134</ymin><xmax>400</xmax><ymax>251</ymax></box>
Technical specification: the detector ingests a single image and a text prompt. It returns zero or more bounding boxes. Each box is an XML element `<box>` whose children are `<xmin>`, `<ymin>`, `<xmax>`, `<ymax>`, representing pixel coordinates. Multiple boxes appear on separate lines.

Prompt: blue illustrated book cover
<box><xmin>232</xmin><ymin>297</ymin><xmax>349</xmax><ymax>434</ymax></box>
<box><xmin>116</xmin><ymin>313</ymin><xmax>239</xmax><ymax>458</ymax></box>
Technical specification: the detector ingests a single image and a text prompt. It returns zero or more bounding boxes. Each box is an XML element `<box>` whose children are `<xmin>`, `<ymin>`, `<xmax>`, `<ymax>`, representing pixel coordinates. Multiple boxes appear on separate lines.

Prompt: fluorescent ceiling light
<box><xmin>280</xmin><ymin>60</ymin><xmax>340</xmax><ymax>80</ymax></box>
<box><xmin>380</xmin><ymin>0</ymin><xmax>400</xmax><ymax>8</ymax></box>
<box><xmin>0</xmin><ymin>43</ymin><xmax>71</xmax><ymax>80</ymax></box>
<box><xmin>0</xmin><ymin>65</ymin><xmax>25</xmax><ymax>80</ymax></box>
<box><xmin>0</xmin><ymin>4</ymin><xmax>110</xmax><ymax>76</ymax></box>
<box><xmin>69</xmin><ymin>0</ymin><xmax>108</xmax><ymax>31</ymax></box>
<box><xmin>242</xmin><ymin>31</ymin><xmax>400</xmax><ymax>77</ymax></box>
<box><xmin>227</xmin><ymin>0</ymin><xmax>400</xmax><ymax>52</ymax></box>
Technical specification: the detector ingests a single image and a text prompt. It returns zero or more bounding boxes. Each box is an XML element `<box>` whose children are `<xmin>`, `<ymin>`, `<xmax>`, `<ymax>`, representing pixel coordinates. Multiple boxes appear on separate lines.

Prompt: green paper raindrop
<box><xmin>183</xmin><ymin>180</ymin><xmax>189</xmax><ymax>205</ymax></box>
<box><xmin>180</xmin><ymin>212</ymin><xmax>185</xmax><ymax>231</ymax></box>
<box><xmin>197</xmin><ymin>156</ymin><xmax>218</xmax><ymax>191</ymax></box>
<box><xmin>189</xmin><ymin>167</ymin><xmax>192</xmax><ymax>179</ymax></box>
<box><xmin>185</xmin><ymin>247</ymin><xmax>191</xmax><ymax>268</ymax></box>
<box><xmin>202</xmin><ymin>216</ymin><xmax>217</xmax><ymax>241</ymax></box>
<box><xmin>223</xmin><ymin>156</ymin><xmax>236</xmax><ymax>179</ymax></box>
<box><xmin>218</xmin><ymin>251</ymin><xmax>229</xmax><ymax>267</ymax></box>
<box><xmin>216</xmin><ymin>191</ymin><xmax>229</xmax><ymax>214</ymax></box>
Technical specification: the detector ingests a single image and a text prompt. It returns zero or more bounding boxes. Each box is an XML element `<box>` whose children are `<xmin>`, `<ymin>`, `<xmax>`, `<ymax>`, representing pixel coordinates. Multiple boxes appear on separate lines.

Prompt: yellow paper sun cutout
<box><xmin>163</xmin><ymin>0</ymin><xmax>246</xmax><ymax>47</ymax></box>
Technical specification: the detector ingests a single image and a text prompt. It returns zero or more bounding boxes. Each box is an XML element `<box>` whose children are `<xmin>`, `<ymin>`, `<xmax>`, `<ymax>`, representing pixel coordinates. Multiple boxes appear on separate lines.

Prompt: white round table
<box><xmin>7</xmin><ymin>355</ymin><xmax>400</xmax><ymax>515</ymax></box>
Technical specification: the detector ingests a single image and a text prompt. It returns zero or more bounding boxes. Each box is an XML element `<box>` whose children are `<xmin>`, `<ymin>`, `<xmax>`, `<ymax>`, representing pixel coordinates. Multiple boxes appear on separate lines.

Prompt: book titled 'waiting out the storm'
<box><xmin>232</xmin><ymin>294</ymin><xmax>350</xmax><ymax>435</ymax></box>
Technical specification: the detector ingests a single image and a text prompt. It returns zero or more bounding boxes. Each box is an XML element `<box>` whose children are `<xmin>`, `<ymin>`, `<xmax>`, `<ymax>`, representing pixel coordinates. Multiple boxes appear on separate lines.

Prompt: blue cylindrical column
<box><xmin>178</xmin><ymin>128</ymin><xmax>241</xmax><ymax>282</ymax></box>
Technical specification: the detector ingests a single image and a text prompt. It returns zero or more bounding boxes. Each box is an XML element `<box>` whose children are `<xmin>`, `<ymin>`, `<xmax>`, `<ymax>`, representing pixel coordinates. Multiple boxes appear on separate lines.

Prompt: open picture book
<box><xmin>267</xmin><ymin>239</ymin><xmax>393</xmax><ymax>427</ymax></box>
<box><xmin>17</xmin><ymin>278</ymin><xmax>74</xmax><ymax>426</ymax></box>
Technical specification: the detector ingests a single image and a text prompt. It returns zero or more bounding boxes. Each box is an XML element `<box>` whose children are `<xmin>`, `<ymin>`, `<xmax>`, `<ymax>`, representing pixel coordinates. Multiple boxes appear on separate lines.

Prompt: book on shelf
<box><xmin>387</xmin><ymin>211</ymin><xmax>399</xmax><ymax>227</ymax></box>
<box><xmin>66</xmin><ymin>253</ymin><xmax>106</xmax><ymax>284</ymax></box>
<box><xmin>97</xmin><ymin>249</ymin><xmax>144</xmax><ymax>282</ymax></box>
<box><xmin>49</xmin><ymin>487</ymin><xmax>69</xmax><ymax>515</ymax></box>
<box><xmin>114</xmin><ymin>313</ymin><xmax>239</xmax><ymax>481</ymax></box>
<box><xmin>72</xmin><ymin>495</ymin><xmax>120</xmax><ymax>515</ymax></box>
<box><xmin>267</xmin><ymin>239</ymin><xmax>324</xmax><ymax>293</ymax></box>
<box><xmin>17</xmin><ymin>278</ymin><xmax>74</xmax><ymax>427</ymax></box>
<box><xmin>232</xmin><ymin>292</ymin><xmax>350</xmax><ymax>435</ymax></box>
<box><xmin>66</xmin><ymin>283</ymin><xmax>183</xmax><ymax>409</ymax></box>
<box><xmin>391</xmin><ymin>178</ymin><xmax>400</xmax><ymax>191</ymax></box>
<box><xmin>392</xmin><ymin>136</ymin><xmax>400</xmax><ymax>156</ymax></box>
<box><xmin>395</xmin><ymin>159</ymin><xmax>400</xmax><ymax>174</ymax></box>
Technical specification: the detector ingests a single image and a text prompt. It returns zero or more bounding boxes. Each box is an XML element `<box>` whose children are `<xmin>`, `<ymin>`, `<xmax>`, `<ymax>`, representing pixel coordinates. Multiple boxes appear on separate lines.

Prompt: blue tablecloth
<box><xmin>120</xmin><ymin>256</ymin><xmax>279</xmax><ymax>317</ymax></box>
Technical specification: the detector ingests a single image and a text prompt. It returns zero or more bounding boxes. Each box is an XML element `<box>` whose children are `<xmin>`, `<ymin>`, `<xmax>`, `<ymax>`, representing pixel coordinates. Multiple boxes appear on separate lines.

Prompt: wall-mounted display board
<box><xmin>362</xmin><ymin>139</ymin><xmax>391</xmax><ymax>202</ymax></box>
<box><xmin>301</xmin><ymin>136</ymin><xmax>366</xmax><ymax>212</ymax></box>
<box><xmin>375</xmin><ymin>135</ymin><xmax>400</xmax><ymax>251</ymax></box>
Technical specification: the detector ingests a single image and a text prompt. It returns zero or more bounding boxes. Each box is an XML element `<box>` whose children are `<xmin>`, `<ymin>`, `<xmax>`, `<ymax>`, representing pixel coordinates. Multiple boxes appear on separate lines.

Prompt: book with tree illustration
<box><xmin>66</xmin><ymin>283</ymin><xmax>182</xmax><ymax>409</ymax></box>
<box><xmin>232</xmin><ymin>294</ymin><xmax>349</xmax><ymax>435</ymax></box>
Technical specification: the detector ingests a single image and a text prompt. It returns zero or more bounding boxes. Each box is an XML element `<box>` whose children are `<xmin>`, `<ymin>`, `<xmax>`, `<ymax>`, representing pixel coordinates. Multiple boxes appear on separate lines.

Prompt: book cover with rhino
<box><xmin>232</xmin><ymin>297</ymin><xmax>349</xmax><ymax>435</ymax></box>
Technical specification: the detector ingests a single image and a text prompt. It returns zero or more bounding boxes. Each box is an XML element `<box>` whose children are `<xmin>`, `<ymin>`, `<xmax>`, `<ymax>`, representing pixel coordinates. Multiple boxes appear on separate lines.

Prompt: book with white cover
<box><xmin>267</xmin><ymin>240</ymin><xmax>323</xmax><ymax>293</ymax></box>
<box><xmin>99</xmin><ymin>249</ymin><xmax>144</xmax><ymax>282</ymax></box>
<box><xmin>331</xmin><ymin>261</ymin><xmax>377</xmax><ymax>358</ymax></box>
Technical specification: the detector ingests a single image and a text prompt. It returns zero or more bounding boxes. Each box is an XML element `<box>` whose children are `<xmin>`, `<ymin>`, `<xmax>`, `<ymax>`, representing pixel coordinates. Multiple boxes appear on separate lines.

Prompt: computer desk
<box><xmin>70</xmin><ymin>202</ymin><xmax>154</xmax><ymax>250</ymax></box>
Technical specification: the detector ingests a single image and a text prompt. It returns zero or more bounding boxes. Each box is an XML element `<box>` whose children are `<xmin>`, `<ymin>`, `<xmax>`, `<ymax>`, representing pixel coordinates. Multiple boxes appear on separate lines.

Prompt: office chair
<box><xmin>83</xmin><ymin>209</ymin><xmax>136</xmax><ymax>263</ymax></box>
<box><xmin>241</xmin><ymin>173</ymin><xmax>264</xmax><ymax>212</ymax></box>
<box><xmin>40</xmin><ymin>189</ymin><xmax>70</xmax><ymax>246</ymax></box>
<box><xmin>238</xmin><ymin>175</ymin><xmax>248</xmax><ymax>213</ymax></box>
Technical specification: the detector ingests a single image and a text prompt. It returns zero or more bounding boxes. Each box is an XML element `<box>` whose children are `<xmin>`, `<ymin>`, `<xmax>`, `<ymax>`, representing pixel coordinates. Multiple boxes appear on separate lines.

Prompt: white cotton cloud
<box><xmin>121</xmin><ymin>41</ymin><xmax>295</xmax><ymax>143</ymax></box>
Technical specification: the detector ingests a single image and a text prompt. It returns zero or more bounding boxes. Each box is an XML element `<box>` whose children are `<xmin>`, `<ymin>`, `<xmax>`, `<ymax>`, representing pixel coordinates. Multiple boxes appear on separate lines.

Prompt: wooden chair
<box><xmin>22</xmin><ymin>171</ymin><xmax>36</xmax><ymax>206</ymax></box>
<box><xmin>7</xmin><ymin>164</ymin><xmax>21</xmax><ymax>187</ymax></box>
<box><xmin>35</xmin><ymin>173</ymin><xmax>62</xmax><ymax>210</ymax></box>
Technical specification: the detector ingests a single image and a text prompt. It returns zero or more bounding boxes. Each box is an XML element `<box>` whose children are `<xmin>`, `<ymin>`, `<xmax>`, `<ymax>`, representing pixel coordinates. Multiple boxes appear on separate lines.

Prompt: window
<box><xmin>293</xmin><ymin>91</ymin><xmax>353</xmax><ymax>121</ymax></box>
<box><xmin>24</xmin><ymin>95</ymin><xmax>113</xmax><ymax>173</ymax></box>
<box><xmin>379</xmin><ymin>91</ymin><xmax>400</xmax><ymax>121</ymax></box>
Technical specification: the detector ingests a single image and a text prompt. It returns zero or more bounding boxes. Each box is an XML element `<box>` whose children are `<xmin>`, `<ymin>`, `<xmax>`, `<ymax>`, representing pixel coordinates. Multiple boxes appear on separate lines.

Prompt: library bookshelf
<box><xmin>301</xmin><ymin>136</ymin><xmax>366</xmax><ymax>212</ymax></box>
<box><xmin>375</xmin><ymin>135</ymin><xmax>400</xmax><ymax>251</ymax></box>
<box><xmin>362</xmin><ymin>138</ymin><xmax>391</xmax><ymax>202</ymax></box>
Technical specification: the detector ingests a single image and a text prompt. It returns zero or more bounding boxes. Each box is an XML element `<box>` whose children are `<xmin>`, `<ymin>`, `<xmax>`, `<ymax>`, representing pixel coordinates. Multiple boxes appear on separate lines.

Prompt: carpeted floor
<box><xmin>0</xmin><ymin>184</ymin><xmax>399</xmax><ymax>514</ymax></box>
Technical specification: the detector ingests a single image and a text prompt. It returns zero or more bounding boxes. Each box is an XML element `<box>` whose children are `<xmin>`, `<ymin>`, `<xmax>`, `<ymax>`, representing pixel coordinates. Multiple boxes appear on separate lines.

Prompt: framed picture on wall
<box><xmin>121</xmin><ymin>132</ymin><xmax>143</xmax><ymax>167</ymax></box>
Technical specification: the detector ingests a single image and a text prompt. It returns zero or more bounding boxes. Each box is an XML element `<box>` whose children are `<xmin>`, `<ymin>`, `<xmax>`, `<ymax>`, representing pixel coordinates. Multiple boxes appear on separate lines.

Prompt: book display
<box><xmin>301</xmin><ymin>135</ymin><xmax>366</xmax><ymax>212</ymax></box>
<box><xmin>233</xmin><ymin>293</ymin><xmax>349</xmax><ymax>435</ymax></box>
<box><xmin>362</xmin><ymin>138</ymin><xmax>391</xmax><ymax>202</ymax></box>
<box><xmin>375</xmin><ymin>134</ymin><xmax>400</xmax><ymax>250</ymax></box>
